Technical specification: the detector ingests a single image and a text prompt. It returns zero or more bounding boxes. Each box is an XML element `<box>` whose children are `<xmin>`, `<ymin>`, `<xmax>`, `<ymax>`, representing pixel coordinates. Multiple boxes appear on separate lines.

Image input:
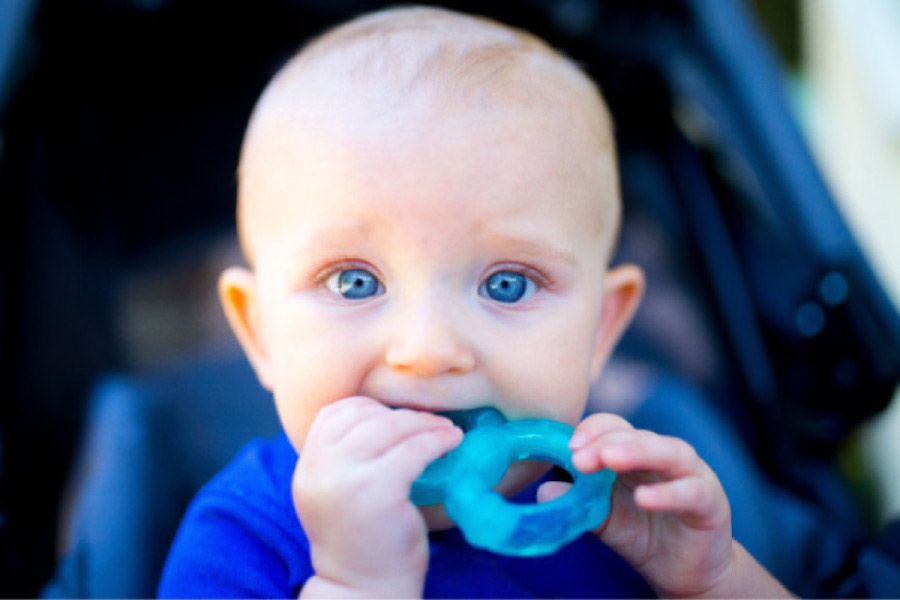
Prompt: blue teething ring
<box><xmin>411</xmin><ymin>408</ymin><xmax>616</xmax><ymax>556</ymax></box>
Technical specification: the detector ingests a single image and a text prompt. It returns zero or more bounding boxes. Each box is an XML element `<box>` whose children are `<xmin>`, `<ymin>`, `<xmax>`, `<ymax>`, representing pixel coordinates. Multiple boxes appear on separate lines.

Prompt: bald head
<box><xmin>237</xmin><ymin>6</ymin><xmax>619</xmax><ymax>265</ymax></box>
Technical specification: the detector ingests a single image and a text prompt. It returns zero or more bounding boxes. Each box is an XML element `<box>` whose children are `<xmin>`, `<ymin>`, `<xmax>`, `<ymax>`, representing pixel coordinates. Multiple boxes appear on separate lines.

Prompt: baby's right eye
<box><xmin>324</xmin><ymin>268</ymin><xmax>384</xmax><ymax>300</ymax></box>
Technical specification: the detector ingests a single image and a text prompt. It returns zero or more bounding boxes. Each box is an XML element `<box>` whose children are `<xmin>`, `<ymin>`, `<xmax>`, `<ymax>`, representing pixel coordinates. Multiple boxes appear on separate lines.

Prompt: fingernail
<box><xmin>569</xmin><ymin>432</ymin><xmax>588</xmax><ymax>449</ymax></box>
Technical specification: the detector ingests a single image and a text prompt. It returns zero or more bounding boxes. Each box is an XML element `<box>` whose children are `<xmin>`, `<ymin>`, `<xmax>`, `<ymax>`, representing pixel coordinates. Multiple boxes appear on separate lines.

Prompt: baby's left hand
<box><xmin>539</xmin><ymin>413</ymin><xmax>733</xmax><ymax>598</ymax></box>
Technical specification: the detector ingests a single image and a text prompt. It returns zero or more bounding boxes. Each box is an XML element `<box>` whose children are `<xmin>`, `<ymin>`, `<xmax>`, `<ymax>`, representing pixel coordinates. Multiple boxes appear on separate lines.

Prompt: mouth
<box><xmin>378</xmin><ymin>392</ymin><xmax>486</xmax><ymax>414</ymax></box>
<box><xmin>382</xmin><ymin>399</ymin><xmax>505</xmax><ymax>433</ymax></box>
<box><xmin>435</xmin><ymin>406</ymin><xmax>506</xmax><ymax>432</ymax></box>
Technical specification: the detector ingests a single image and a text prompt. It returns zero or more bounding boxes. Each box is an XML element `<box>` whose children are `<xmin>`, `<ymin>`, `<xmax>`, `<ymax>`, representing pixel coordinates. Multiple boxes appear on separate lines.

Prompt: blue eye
<box><xmin>325</xmin><ymin>268</ymin><xmax>383</xmax><ymax>300</ymax></box>
<box><xmin>480</xmin><ymin>270</ymin><xmax>536</xmax><ymax>303</ymax></box>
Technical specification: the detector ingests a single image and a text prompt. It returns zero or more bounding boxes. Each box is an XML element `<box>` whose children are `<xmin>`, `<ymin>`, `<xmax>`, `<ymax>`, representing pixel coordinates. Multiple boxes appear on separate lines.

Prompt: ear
<box><xmin>219</xmin><ymin>266</ymin><xmax>274</xmax><ymax>390</ymax></box>
<box><xmin>588</xmin><ymin>264</ymin><xmax>645</xmax><ymax>382</ymax></box>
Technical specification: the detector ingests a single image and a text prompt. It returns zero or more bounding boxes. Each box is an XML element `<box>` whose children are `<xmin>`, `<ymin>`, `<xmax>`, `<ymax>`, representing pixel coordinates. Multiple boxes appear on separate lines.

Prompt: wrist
<box><xmin>300</xmin><ymin>573</ymin><xmax>423</xmax><ymax>599</ymax></box>
<box><xmin>683</xmin><ymin>541</ymin><xmax>794</xmax><ymax>599</ymax></box>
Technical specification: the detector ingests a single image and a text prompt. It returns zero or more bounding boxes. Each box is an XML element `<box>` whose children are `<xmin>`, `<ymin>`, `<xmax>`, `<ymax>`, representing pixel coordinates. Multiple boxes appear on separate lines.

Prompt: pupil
<box><xmin>339</xmin><ymin>269</ymin><xmax>379</xmax><ymax>299</ymax></box>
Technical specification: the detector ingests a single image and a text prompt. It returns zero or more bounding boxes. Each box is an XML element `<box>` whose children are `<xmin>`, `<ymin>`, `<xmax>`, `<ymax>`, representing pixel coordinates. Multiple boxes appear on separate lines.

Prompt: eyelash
<box><xmin>485</xmin><ymin>264</ymin><xmax>551</xmax><ymax>290</ymax></box>
<box><xmin>311</xmin><ymin>260</ymin><xmax>375</xmax><ymax>290</ymax></box>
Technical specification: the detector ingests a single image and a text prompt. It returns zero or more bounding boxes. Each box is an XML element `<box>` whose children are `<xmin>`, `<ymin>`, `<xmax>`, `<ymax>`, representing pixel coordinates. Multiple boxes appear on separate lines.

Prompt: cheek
<box><xmin>270</xmin><ymin>344</ymin><xmax>366</xmax><ymax>450</ymax></box>
<box><xmin>488</xmin><ymin>314</ymin><xmax>597</xmax><ymax>425</ymax></box>
<box><xmin>265</xmin><ymin>305</ymin><xmax>379</xmax><ymax>449</ymax></box>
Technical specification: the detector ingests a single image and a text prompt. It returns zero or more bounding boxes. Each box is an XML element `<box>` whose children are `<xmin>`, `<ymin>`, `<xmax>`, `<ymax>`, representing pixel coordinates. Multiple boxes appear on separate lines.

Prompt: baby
<box><xmin>159</xmin><ymin>6</ymin><xmax>791</xmax><ymax>598</ymax></box>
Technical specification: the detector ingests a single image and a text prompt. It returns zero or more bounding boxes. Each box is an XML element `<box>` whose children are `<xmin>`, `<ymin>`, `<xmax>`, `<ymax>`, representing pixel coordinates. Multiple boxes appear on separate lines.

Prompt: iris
<box><xmin>331</xmin><ymin>268</ymin><xmax>381</xmax><ymax>299</ymax></box>
<box><xmin>483</xmin><ymin>271</ymin><xmax>530</xmax><ymax>303</ymax></box>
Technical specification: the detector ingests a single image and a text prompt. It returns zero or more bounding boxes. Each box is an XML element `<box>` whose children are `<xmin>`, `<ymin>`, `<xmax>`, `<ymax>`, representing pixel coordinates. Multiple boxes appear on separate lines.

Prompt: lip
<box><xmin>363</xmin><ymin>375</ymin><xmax>496</xmax><ymax>414</ymax></box>
<box><xmin>377</xmin><ymin>396</ymin><xmax>487</xmax><ymax>414</ymax></box>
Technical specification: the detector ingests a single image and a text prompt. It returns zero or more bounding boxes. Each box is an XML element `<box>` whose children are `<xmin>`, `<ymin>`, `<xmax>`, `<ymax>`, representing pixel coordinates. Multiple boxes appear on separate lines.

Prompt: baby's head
<box><xmin>221</xmin><ymin>6</ymin><xmax>643</xmax><ymax>457</ymax></box>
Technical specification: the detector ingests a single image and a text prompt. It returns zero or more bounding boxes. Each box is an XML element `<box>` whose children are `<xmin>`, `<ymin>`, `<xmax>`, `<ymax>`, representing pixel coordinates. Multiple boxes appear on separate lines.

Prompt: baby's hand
<box><xmin>292</xmin><ymin>396</ymin><xmax>463</xmax><ymax>598</ymax></box>
<box><xmin>540</xmin><ymin>413</ymin><xmax>733</xmax><ymax>598</ymax></box>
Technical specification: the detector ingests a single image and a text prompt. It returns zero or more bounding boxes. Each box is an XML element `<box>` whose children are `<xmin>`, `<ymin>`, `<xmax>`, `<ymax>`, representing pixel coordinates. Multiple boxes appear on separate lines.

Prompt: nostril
<box><xmin>385</xmin><ymin>338</ymin><xmax>475</xmax><ymax>377</ymax></box>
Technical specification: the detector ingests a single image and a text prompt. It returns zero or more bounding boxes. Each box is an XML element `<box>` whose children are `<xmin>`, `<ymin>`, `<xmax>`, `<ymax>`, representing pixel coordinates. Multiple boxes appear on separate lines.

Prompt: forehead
<box><xmin>240</xmin><ymin>95</ymin><xmax>617</xmax><ymax>259</ymax></box>
<box><xmin>237</xmin><ymin>11</ymin><xmax>620</xmax><ymax>262</ymax></box>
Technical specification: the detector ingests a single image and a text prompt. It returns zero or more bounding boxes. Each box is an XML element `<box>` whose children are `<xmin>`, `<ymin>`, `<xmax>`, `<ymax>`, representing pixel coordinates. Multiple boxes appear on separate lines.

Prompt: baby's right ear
<box><xmin>219</xmin><ymin>267</ymin><xmax>274</xmax><ymax>390</ymax></box>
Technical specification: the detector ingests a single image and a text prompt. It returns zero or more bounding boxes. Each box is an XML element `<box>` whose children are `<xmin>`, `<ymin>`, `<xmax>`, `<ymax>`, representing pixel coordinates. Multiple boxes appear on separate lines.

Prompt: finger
<box><xmin>574</xmin><ymin>430</ymin><xmax>702</xmax><ymax>480</ymax></box>
<box><xmin>375</xmin><ymin>425</ymin><xmax>465</xmax><ymax>490</ymax></box>
<box><xmin>340</xmin><ymin>408</ymin><xmax>461</xmax><ymax>460</ymax></box>
<box><xmin>634</xmin><ymin>476</ymin><xmax>727</xmax><ymax>527</ymax></box>
<box><xmin>536</xmin><ymin>481</ymin><xmax>571</xmax><ymax>503</ymax></box>
<box><xmin>569</xmin><ymin>412</ymin><xmax>634</xmax><ymax>451</ymax></box>
<box><xmin>306</xmin><ymin>396</ymin><xmax>386</xmax><ymax>445</ymax></box>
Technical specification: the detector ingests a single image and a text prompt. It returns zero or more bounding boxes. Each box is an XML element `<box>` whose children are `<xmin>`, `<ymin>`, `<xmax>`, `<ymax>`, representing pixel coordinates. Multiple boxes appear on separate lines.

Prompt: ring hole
<box><xmin>496</xmin><ymin>459</ymin><xmax>574</xmax><ymax>504</ymax></box>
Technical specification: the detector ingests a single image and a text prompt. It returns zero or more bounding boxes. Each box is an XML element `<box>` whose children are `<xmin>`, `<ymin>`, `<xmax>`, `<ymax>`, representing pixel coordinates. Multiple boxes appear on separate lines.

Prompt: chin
<box><xmin>419</xmin><ymin>459</ymin><xmax>554</xmax><ymax>532</ymax></box>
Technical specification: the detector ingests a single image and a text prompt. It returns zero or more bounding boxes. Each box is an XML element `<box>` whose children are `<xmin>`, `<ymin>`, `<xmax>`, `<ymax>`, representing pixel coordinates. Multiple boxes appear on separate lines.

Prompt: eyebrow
<box><xmin>296</xmin><ymin>222</ymin><xmax>374</xmax><ymax>252</ymax></box>
<box><xmin>285</xmin><ymin>222</ymin><xmax>377</xmax><ymax>268</ymax></box>
<box><xmin>481</xmin><ymin>231</ymin><xmax>578</xmax><ymax>267</ymax></box>
<box><xmin>288</xmin><ymin>222</ymin><xmax>578</xmax><ymax>269</ymax></box>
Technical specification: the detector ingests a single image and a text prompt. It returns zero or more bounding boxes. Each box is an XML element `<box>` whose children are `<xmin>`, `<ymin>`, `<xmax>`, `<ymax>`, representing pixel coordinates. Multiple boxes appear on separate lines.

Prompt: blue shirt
<box><xmin>158</xmin><ymin>433</ymin><xmax>654</xmax><ymax>598</ymax></box>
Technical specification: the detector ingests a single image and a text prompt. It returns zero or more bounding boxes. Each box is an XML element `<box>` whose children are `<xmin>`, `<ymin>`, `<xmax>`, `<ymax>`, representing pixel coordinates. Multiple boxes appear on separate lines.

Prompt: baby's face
<box><xmin>232</xmin><ymin>95</ymin><xmax>633</xmax><ymax>485</ymax></box>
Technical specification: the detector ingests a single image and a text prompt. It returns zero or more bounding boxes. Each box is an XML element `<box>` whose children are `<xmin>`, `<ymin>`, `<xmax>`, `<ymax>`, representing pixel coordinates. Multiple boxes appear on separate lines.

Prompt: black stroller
<box><xmin>2</xmin><ymin>0</ymin><xmax>900</xmax><ymax>597</ymax></box>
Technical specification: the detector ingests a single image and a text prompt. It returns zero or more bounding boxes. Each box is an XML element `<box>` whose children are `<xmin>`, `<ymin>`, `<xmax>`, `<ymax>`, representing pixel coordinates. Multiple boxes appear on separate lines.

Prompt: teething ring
<box><xmin>411</xmin><ymin>408</ymin><xmax>616</xmax><ymax>556</ymax></box>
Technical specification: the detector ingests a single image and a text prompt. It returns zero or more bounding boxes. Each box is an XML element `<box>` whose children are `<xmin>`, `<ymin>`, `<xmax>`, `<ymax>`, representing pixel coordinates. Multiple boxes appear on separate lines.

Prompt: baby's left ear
<box><xmin>589</xmin><ymin>264</ymin><xmax>645</xmax><ymax>382</ymax></box>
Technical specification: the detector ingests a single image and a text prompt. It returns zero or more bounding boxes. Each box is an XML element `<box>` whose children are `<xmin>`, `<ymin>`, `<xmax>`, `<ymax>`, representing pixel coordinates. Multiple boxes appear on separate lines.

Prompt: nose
<box><xmin>385</xmin><ymin>298</ymin><xmax>476</xmax><ymax>377</ymax></box>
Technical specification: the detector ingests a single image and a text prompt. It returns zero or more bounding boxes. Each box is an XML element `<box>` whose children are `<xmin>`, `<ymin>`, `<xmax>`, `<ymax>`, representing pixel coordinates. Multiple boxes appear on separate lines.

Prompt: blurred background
<box><xmin>795</xmin><ymin>0</ymin><xmax>900</xmax><ymax>525</ymax></box>
<box><xmin>1</xmin><ymin>0</ymin><xmax>899</xmax><ymax>596</ymax></box>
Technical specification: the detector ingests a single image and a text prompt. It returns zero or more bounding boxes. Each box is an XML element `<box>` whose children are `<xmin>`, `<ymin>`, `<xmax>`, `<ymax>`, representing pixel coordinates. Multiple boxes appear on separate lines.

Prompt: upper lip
<box><xmin>372</xmin><ymin>389</ymin><xmax>492</xmax><ymax>414</ymax></box>
<box><xmin>377</xmin><ymin>396</ymin><xmax>479</xmax><ymax>413</ymax></box>
<box><xmin>363</xmin><ymin>375</ymin><xmax>494</xmax><ymax>413</ymax></box>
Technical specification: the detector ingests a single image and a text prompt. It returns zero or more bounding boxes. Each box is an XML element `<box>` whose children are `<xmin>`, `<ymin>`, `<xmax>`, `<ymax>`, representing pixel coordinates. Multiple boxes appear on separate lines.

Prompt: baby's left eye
<box><xmin>479</xmin><ymin>270</ymin><xmax>537</xmax><ymax>304</ymax></box>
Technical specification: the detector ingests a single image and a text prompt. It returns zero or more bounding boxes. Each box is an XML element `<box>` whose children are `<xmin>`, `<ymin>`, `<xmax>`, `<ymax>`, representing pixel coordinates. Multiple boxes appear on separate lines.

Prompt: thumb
<box><xmin>536</xmin><ymin>480</ymin><xmax>572</xmax><ymax>503</ymax></box>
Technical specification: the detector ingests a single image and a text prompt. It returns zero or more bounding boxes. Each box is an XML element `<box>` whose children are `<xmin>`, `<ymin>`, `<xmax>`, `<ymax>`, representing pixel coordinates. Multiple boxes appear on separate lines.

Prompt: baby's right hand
<box><xmin>292</xmin><ymin>396</ymin><xmax>463</xmax><ymax>598</ymax></box>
